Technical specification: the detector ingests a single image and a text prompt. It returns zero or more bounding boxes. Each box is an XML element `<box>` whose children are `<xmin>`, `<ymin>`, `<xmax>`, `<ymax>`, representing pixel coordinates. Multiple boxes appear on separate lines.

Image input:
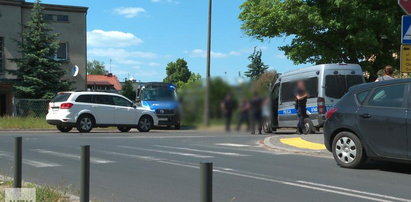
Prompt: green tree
<box><xmin>87</xmin><ymin>60</ymin><xmax>108</xmax><ymax>75</ymax></box>
<box><xmin>163</xmin><ymin>58</ymin><xmax>192</xmax><ymax>84</ymax></box>
<box><xmin>121</xmin><ymin>80</ymin><xmax>136</xmax><ymax>101</ymax></box>
<box><xmin>176</xmin><ymin>73</ymin><xmax>202</xmax><ymax>89</ymax></box>
<box><xmin>245</xmin><ymin>47</ymin><xmax>269</xmax><ymax>80</ymax></box>
<box><xmin>239</xmin><ymin>0</ymin><xmax>402</xmax><ymax>78</ymax></box>
<box><xmin>9</xmin><ymin>0</ymin><xmax>71</xmax><ymax>99</ymax></box>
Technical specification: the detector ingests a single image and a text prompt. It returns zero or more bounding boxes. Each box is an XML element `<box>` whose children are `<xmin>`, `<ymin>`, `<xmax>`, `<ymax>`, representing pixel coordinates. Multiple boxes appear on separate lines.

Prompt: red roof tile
<box><xmin>87</xmin><ymin>74</ymin><xmax>122</xmax><ymax>91</ymax></box>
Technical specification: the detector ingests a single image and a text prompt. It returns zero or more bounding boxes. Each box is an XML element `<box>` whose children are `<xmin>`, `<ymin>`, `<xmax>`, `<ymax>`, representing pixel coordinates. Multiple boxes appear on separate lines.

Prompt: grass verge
<box><xmin>0</xmin><ymin>116</ymin><xmax>53</xmax><ymax>130</ymax></box>
<box><xmin>0</xmin><ymin>180</ymin><xmax>70</xmax><ymax>202</ymax></box>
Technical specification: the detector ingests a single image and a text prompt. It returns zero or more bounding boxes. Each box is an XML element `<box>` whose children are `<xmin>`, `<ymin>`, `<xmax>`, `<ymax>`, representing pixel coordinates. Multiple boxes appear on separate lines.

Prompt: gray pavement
<box><xmin>1</xmin><ymin>129</ymin><xmax>411</xmax><ymax>201</ymax></box>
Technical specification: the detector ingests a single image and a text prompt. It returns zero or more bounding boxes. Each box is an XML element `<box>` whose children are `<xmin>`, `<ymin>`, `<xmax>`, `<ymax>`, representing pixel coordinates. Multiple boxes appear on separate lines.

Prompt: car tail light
<box><xmin>60</xmin><ymin>103</ymin><xmax>73</xmax><ymax>109</ymax></box>
<box><xmin>326</xmin><ymin>108</ymin><xmax>338</xmax><ymax>119</ymax></box>
<box><xmin>317</xmin><ymin>97</ymin><xmax>326</xmax><ymax>114</ymax></box>
<box><xmin>48</xmin><ymin>103</ymin><xmax>51</xmax><ymax>110</ymax></box>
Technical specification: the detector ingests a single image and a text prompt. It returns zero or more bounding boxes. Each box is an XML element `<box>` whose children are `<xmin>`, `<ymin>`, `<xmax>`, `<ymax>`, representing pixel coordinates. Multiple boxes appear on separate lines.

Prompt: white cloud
<box><xmin>89</xmin><ymin>48</ymin><xmax>158</xmax><ymax>60</ymax></box>
<box><xmin>87</xmin><ymin>29</ymin><xmax>143</xmax><ymax>48</ymax></box>
<box><xmin>229</xmin><ymin>51</ymin><xmax>241</xmax><ymax>56</ymax></box>
<box><xmin>151</xmin><ymin>0</ymin><xmax>179</xmax><ymax>4</ymax></box>
<box><xmin>189</xmin><ymin>49</ymin><xmax>227</xmax><ymax>59</ymax></box>
<box><xmin>148</xmin><ymin>62</ymin><xmax>161</xmax><ymax>67</ymax></box>
<box><xmin>113</xmin><ymin>7</ymin><xmax>145</xmax><ymax>18</ymax></box>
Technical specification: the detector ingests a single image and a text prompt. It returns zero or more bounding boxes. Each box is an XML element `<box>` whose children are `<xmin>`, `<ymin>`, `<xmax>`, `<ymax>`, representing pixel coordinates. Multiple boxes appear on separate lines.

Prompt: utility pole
<box><xmin>204</xmin><ymin>0</ymin><xmax>212</xmax><ymax>126</ymax></box>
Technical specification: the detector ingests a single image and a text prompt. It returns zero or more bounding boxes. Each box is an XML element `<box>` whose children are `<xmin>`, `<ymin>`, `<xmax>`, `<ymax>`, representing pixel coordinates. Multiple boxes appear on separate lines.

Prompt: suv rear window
<box><xmin>326</xmin><ymin>75</ymin><xmax>363</xmax><ymax>99</ymax></box>
<box><xmin>51</xmin><ymin>93</ymin><xmax>71</xmax><ymax>102</ymax></box>
<box><xmin>76</xmin><ymin>95</ymin><xmax>92</xmax><ymax>103</ymax></box>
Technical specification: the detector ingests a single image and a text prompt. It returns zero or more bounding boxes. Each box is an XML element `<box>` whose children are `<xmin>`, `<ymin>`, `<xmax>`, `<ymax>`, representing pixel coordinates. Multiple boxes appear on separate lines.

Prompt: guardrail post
<box><xmin>14</xmin><ymin>137</ymin><xmax>22</xmax><ymax>188</ymax></box>
<box><xmin>200</xmin><ymin>162</ymin><xmax>213</xmax><ymax>202</ymax></box>
<box><xmin>80</xmin><ymin>145</ymin><xmax>90</xmax><ymax>202</ymax></box>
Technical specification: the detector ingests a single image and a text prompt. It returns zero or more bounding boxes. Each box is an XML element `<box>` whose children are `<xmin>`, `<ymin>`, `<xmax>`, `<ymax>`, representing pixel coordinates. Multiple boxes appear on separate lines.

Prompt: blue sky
<box><xmin>37</xmin><ymin>0</ymin><xmax>307</xmax><ymax>83</ymax></box>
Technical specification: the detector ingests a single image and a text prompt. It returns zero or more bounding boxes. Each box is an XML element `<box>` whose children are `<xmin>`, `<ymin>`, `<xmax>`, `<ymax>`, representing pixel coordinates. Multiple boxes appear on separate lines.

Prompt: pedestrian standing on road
<box><xmin>375</xmin><ymin>65</ymin><xmax>395</xmax><ymax>82</ymax></box>
<box><xmin>294</xmin><ymin>80</ymin><xmax>309</xmax><ymax>135</ymax></box>
<box><xmin>236</xmin><ymin>98</ymin><xmax>250</xmax><ymax>131</ymax></box>
<box><xmin>221</xmin><ymin>93</ymin><xmax>235</xmax><ymax>132</ymax></box>
<box><xmin>250</xmin><ymin>92</ymin><xmax>263</xmax><ymax>135</ymax></box>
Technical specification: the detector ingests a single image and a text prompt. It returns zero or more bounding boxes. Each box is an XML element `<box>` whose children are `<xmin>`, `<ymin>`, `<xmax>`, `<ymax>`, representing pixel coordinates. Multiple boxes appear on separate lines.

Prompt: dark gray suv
<box><xmin>324</xmin><ymin>79</ymin><xmax>411</xmax><ymax>168</ymax></box>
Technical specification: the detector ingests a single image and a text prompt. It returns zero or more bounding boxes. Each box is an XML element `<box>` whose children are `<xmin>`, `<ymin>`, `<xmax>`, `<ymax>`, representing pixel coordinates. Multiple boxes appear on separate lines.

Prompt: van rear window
<box><xmin>51</xmin><ymin>93</ymin><xmax>71</xmax><ymax>102</ymax></box>
<box><xmin>325</xmin><ymin>75</ymin><xmax>363</xmax><ymax>99</ymax></box>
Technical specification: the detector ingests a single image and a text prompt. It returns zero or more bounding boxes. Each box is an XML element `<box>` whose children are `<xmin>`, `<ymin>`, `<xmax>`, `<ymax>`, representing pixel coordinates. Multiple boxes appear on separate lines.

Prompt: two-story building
<box><xmin>0</xmin><ymin>0</ymin><xmax>87</xmax><ymax>116</ymax></box>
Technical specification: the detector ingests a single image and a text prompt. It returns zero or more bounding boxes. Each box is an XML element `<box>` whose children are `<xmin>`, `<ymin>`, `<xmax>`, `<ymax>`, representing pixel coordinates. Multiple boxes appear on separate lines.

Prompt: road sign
<box><xmin>400</xmin><ymin>45</ymin><xmax>411</xmax><ymax>73</ymax></box>
<box><xmin>399</xmin><ymin>0</ymin><xmax>411</xmax><ymax>14</ymax></box>
<box><xmin>402</xmin><ymin>16</ymin><xmax>411</xmax><ymax>44</ymax></box>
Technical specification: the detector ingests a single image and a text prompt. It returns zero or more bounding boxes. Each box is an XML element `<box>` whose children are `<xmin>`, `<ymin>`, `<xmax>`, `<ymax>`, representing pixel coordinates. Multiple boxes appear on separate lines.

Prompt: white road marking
<box><xmin>297</xmin><ymin>181</ymin><xmax>410</xmax><ymax>202</ymax></box>
<box><xmin>118</xmin><ymin>146</ymin><xmax>213</xmax><ymax>158</ymax></box>
<box><xmin>154</xmin><ymin>145</ymin><xmax>250</xmax><ymax>157</ymax></box>
<box><xmin>32</xmin><ymin>149</ymin><xmax>114</xmax><ymax>164</ymax></box>
<box><xmin>0</xmin><ymin>151</ymin><xmax>61</xmax><ymax>168</ymax></box>
<box><xmin>215</xmin><ymin>143</ymin><xmax>252</xmax><ymax>147</ymax></box>
<box><xmin>151</xmin><ymin>158</ymin><xmax>409</xmax><ymax>202</ymax></box>
<box><xmin>102</xmin><ymin>151</ymin><xmax>163</xmax><ymax>161</ymax></box>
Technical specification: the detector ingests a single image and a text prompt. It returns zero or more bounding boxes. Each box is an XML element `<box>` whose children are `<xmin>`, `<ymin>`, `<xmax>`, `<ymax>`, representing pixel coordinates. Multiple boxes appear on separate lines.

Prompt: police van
<box><xmin>263</xmin><ymin>64</ymin><xmax>365</xmax><ymax>134</ymax></box>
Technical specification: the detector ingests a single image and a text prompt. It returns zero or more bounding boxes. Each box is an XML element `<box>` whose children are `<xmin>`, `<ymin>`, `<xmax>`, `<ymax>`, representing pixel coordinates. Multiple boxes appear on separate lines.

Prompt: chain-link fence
<box><xmin>13</xmin><ymin>98</ymin><xmax>50</xmax><ymax>117</ymax></box>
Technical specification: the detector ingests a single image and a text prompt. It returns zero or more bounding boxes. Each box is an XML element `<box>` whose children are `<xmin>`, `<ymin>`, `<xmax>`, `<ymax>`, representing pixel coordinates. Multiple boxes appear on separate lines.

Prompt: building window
<box><xmin>44</xmin><ymin>14</ymin><xmax>69</xmax><ymax>22</ymax></box>
<box><xmin>55</xmin><ymin>42</ymin><xmax>68</xmax><ymax>61</ymax></box>
<box><xmin>0</xmin><ymin>37</ymin><xmax>3</xmax><ymax>73</ymax></box>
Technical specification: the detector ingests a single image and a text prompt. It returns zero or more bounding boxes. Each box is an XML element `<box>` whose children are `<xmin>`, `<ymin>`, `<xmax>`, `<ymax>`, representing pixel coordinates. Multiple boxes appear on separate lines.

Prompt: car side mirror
<box><xmin>132</xmin><ymin>103</ymin><xmax>137</xmax><ymax>108</ymax></box>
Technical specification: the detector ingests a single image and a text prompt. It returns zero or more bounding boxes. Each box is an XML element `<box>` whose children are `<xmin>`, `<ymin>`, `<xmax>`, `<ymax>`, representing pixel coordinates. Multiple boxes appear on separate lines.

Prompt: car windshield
<box><xmin>141</xmin><ymin>87</ymin><xmax>176</xmax><ymax>101</ymax></box>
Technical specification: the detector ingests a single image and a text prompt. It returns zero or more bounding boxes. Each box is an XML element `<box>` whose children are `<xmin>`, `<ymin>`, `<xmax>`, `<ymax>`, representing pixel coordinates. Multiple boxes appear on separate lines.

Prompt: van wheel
<box><xmin>332</xmin><ymin>131</ymin><xmax>366</xmax><ymax>168</ymax></box>
<box><xmin>263</xmin><ymin>118</ymin><xmax>272</xmax><ymax>134</ymax></box>
<box><xmin>76</xmin><ymin>114</ymin><xmax>94</xmax><ymax>133</ymax></box>
<box><xmin>57</xmin><ymin>125</ymin><xmax>72</xmax><ymax>133</ymax></box>
<box><xmin>137</xmin><ymin>115</ymin><xmax>153</xmax><ymax>132</ymax></box>
<box><xmin>117</xmin><ymin>126</ymin><xmax>131</xmax><ymax>133</ymax></box>
<box><xmin>303</xmin><ymin>118</ymin><xmax>315</xmax><ymax>134</ymax></box>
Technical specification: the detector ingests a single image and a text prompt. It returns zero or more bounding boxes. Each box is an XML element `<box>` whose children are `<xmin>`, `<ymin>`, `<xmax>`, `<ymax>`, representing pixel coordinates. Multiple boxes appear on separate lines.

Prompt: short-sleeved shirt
<box><xmin>294</xmin><ymin>88</ymin><xmax>307</xmax><ymax>109</ymax></box>
<box><xmin>376</xmin><ymin>75</ymin><xmax>394</xmax><ymax>82</ymax></box>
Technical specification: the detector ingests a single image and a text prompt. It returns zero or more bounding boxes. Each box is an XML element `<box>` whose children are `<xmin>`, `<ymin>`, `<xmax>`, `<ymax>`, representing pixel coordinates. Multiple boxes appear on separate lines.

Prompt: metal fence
<box><xmin>13</xmin><ymin>98</ymin><xmax>50</xmax><ymax>117</ymax></box>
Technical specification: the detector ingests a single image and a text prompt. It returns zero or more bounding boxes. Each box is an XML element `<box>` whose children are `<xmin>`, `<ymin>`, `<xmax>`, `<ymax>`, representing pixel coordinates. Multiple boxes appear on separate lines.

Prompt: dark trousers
<box><xmin>297</xmin><ymin>107</ymin><xmax>306</xmax><ymax>133</ymax></box>
<box><xmin>236</xmin><ymin>113</ymin><xmax>250</xmax><ymax>131</ymax></box>
<box><xmin>225</xmin><ymin>113</ymin><xmax>232</xmax><ymax>132</ymax></box>
<box><xmin>251</xmin><ymin>114</ymin><xmax>262</xmax><ymax>134</ymax></box>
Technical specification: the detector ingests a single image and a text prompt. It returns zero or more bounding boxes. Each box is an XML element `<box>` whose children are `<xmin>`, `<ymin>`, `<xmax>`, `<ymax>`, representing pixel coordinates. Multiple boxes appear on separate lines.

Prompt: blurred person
<box><xmin>236</xmin><ymin>98</ymin><xmax>250</xmax><ymax>131</ymax></box>
<box><xmin>375</xmin><ymin>65</ymin><xmax>395</xmax><ymax>82</ymax></box>
<box><xmin>221</xmin><ymin>93</ymin><xmax>235</xmax><ymax>132</ymax></box>
<box><xmin>294</xmin><ymin>80</ymin><xmax>309</xmax><ymax>135</ymax></box>
<box><xmin>250</xmin><ymin>92</ymin><xmax>263</xmax><ymax>135</ymax></box>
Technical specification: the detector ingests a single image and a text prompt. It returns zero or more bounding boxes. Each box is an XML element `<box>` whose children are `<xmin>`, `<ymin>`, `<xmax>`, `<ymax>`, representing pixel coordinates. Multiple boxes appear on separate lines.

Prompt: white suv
<box><xmin>46</xmin><ymin>92</ymin><xmax>159</xmax><ymax>133</ymax></box>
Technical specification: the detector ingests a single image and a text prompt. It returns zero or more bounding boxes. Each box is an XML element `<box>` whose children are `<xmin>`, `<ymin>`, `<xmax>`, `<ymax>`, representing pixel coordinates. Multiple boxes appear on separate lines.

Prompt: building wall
<box><xmin>0</xmin><ymin>0</ymin><xmax>87</xmax><ymax>116</ymax></box>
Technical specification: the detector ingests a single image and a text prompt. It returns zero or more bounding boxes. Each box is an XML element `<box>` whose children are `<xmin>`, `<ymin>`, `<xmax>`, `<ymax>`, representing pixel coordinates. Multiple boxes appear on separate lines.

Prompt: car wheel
<box><xmin>332</xmin><ymin>131</ymin><xmax>366</xmax><ymax>168</ymax></box>
<box><xmin>76</xmin><ymin>114</ymin><xmax>94</xmax><ymax>133</ymax></box>
<box><xmin>117</xmin><ymin>126</ymin><xmax>131</xmax><ymax>133</ymax></box>
<box><xmin>137</xmin><ymin>116</ymin><xmax>153</xmax><ymax>132</ymax></box>
<box><xmin>303</xmin><ymin>118</ymin><xmax>315</xmax><ymax>134</ymax></box>
<box><xmin>263</xmin><ymin>118</ymin><xmax>272</xmax><ymax>134</ymax></box>
<box><xmin>57</xmin><ymin>125</ymin><xmax>72</xmax><ymax>133</ymax></box>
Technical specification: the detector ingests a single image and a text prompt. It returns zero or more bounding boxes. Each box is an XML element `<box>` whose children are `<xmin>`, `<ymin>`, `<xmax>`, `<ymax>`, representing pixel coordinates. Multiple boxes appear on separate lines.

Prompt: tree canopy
<box><xmin>245</xmin><ymin>47</ymin><xmax>269</xmax><ymax>80</ymax></box>
<box><xmin>87</xmin><ymin>60</ymin><xmax>108</xmax><ymax>75</ymax></box>
<box><xmin>239</xmin><ymin>0</ymin><xmax>403</xmax><ymax>77</ymax></box>
<box><xmin>121</xmin><ymin>80</ymin><xmax>136</xmax><ymax>101</ymax></box>
<box><xmin>163</xmin><ymin>58</ymin><xmax>192</xmax><ymax>84</ymax></box>
<box><xmin>9</xmin><ymin>0</ymin><xmax>71</xmax><ymax>99</ymax></box>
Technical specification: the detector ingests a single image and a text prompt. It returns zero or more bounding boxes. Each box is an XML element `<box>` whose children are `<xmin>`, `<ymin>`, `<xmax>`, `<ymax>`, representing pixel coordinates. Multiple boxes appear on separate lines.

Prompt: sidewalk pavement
<box><xmin>263</xmin><ymin>133</ymin><xmax>332</xmax><ymax>158</ymax></box>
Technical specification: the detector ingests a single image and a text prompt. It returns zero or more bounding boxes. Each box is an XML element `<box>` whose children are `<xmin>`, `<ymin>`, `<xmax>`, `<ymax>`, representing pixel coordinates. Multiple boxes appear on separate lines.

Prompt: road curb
<box><xmin>262</xmin><ymin>136</ymin><xmax>332</xmax><ymax>158</ymax></box>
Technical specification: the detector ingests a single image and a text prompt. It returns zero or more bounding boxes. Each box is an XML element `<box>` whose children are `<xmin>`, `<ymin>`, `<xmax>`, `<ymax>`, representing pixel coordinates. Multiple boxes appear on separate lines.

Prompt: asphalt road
<box><xmin>1</xmin><ymin>129</ymin><xmax>411</xmax><ymax>202</ymax></box>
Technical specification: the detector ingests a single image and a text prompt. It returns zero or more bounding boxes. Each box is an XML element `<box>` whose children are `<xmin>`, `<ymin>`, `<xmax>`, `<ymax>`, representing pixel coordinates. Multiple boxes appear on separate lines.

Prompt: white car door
<box><xmin>92</xmin><ymin>95</ymin><xmax>115</xmax><ymax>124</ymax></box>
<box><xmin>112</xmin><ymin>96</ymin><xmax>138</xmax><ymax>125</ymax></box>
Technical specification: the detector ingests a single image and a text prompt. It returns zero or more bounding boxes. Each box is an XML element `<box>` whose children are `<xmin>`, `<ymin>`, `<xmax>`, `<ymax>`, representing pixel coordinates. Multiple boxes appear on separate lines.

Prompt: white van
<box><xmin>263</xmin><ymin>64</ymin><xmax>365</xmax><ymax>134</ymax></box>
